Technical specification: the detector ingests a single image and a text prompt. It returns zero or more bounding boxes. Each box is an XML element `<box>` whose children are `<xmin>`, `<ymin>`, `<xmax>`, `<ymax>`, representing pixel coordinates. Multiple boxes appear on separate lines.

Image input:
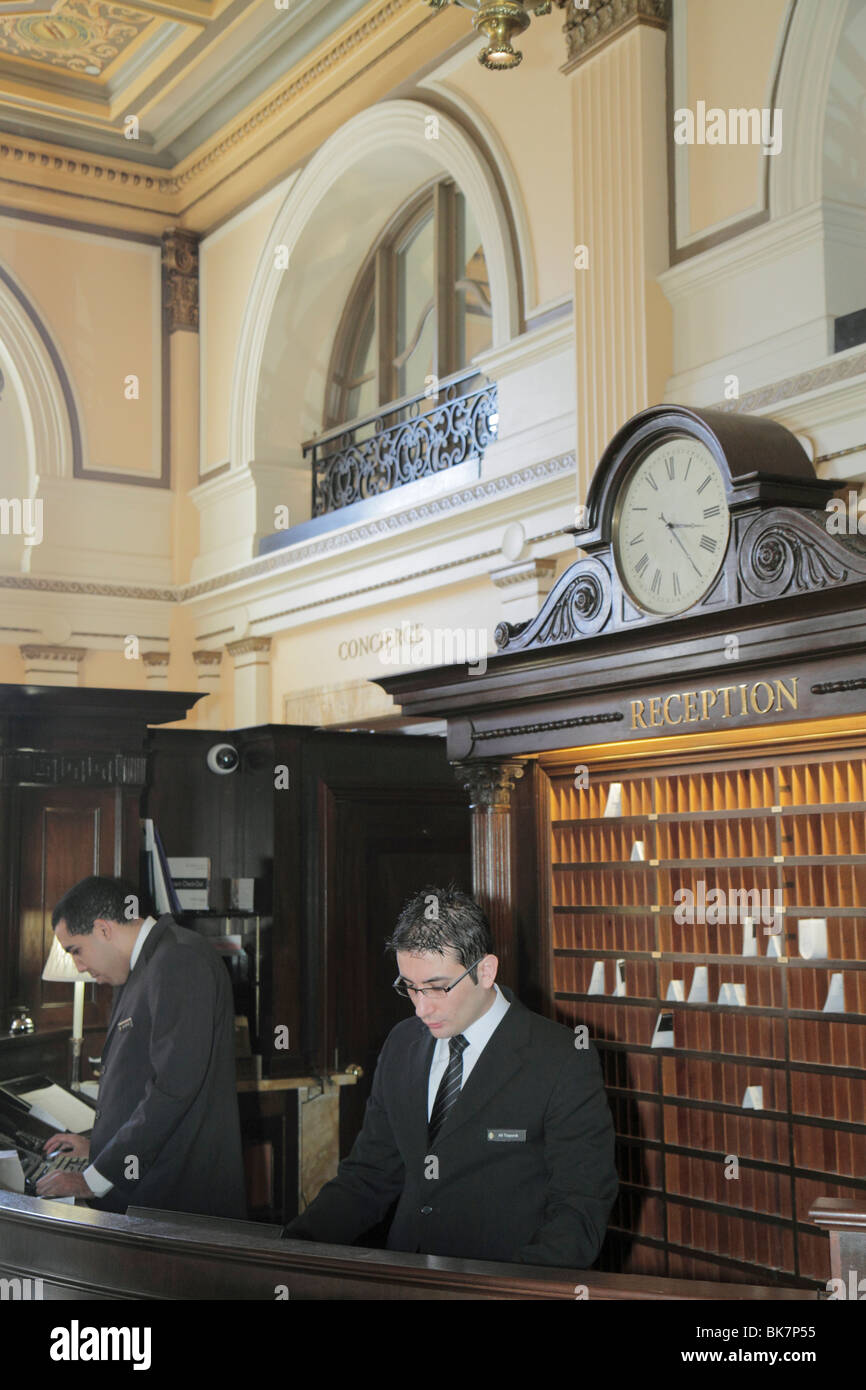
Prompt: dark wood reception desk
<box><xmin>0</xmin><ymin>1192</ymin><xmax>819</xmax><ymax>1300</ymax></box>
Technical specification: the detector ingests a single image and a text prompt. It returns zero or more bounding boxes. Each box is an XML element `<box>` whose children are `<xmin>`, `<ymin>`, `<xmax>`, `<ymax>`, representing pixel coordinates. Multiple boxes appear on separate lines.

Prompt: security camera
<box><xmin>207</xmin><ymin>742</ymin><xmax>239</xmax><ymax>775</ymax></box>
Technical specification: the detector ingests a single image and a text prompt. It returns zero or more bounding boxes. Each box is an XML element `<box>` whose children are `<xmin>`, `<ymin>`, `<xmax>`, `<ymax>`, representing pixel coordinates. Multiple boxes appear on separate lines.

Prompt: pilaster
<box><xmin>452</xmin><ymin>759</ymin><xmax>525</xmax><ymax>983</ymax></box>
<box><xmin>227</xmin><ymin>637</ymin><xmax>272</xmax><ymax>728</ymax></box>
<box><xmin>193</xmin><ymin>648</ymin><xmax>222</xmax><ymax>727</ymax></box>
<box><xmin>565</xmin><ymin>0</ymin><xmax>672</xmax><ymax>490</ymax></box>
<box><xmin>19</xmin><ymin>644</ymin><xmax>86</xmax><ymax>687</ymax></box>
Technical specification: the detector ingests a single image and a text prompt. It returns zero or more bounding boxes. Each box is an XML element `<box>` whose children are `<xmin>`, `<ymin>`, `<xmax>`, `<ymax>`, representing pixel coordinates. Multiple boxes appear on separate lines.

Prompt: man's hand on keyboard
<box><xmin>36</xmin><ymin>1169</ymin><xmax>92</xmax><ymax>1198</ymax></box>
<box><xmin>43</xmin><ymin>1132</ymin><xmax>90</xmax><ymax>1160</ymax></box>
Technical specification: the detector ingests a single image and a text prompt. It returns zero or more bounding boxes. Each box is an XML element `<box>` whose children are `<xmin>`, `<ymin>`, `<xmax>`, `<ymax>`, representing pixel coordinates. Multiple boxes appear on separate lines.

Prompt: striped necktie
<box><xmin>428</xmin><ymin>1033</ymin><xmax>469</xmax><ymax>1145</ymax></box>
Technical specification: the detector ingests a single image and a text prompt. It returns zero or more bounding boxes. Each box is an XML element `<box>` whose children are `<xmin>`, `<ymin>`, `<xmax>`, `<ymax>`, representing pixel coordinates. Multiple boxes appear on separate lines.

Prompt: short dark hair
<box><xmin>52</xmin><ymin>875</ymin><xmax>146</xmax><ymax>936</ymax></box>
<box><xmin>386</xmin><ymin>885</ymin><xmax>492</xmax><ymax>983</ymax></box>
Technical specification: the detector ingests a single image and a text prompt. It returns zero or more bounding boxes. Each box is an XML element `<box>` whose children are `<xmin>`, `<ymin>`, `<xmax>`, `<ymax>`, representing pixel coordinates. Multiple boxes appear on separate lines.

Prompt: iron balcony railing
<box><xmin>304</xmin><ymin>368</ymin><xmax>498</xmax><ymax>518</ymax></box>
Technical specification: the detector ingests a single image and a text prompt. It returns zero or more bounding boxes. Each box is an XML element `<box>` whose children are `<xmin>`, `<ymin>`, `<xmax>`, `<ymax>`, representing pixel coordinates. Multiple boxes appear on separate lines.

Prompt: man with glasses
<box><xmin>282</xmin><ymin>885</ymin><xmax>617</xmax><ymax>1268</ymax></box>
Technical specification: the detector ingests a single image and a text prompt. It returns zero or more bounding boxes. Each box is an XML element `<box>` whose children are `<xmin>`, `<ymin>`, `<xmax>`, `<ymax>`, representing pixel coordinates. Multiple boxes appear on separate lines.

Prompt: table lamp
<box><xmin>42</xmin><ymin>935</ymin><xmax>95</xmax><ymax>1091</ymax></box>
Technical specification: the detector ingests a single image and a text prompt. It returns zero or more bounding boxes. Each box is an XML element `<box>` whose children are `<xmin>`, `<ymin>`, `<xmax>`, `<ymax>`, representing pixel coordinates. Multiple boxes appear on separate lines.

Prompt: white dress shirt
<box><xmin>84</xmin><ymin>917</ymin><xmax>156</xmax><ymax>1197</ymax></box>
<box><xmin>427</xmin><ymin>982</ymin><xmax>510</xmax><ymax>1119</ymax></box>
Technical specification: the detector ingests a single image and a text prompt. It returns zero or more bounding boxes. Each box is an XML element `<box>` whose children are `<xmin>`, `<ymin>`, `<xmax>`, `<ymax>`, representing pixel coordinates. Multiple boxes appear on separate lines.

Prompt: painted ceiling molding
<box><xmin>0</xmin><ymin>0</ymin><xmax>443</xmax><ymax>224</ymax></box>
<box><xmin>0</xmin><ymin>1</ymin><xmax>154</xmax><ymax>76</ymax></box>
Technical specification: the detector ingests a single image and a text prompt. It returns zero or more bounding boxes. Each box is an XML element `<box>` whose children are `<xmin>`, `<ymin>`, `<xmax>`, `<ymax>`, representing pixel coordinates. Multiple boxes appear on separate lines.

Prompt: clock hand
<box><xmin>661</xmin><ymin>515</ymin><xmax>702</xmax><ymax>578</ymax></box>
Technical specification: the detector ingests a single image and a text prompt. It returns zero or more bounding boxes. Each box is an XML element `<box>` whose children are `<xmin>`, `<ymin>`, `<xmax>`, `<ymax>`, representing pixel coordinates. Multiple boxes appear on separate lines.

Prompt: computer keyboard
<box><xmin>0</xmin><ymin>1130</ymin><xmax>88</xmax><ymax>1194</ymax></box>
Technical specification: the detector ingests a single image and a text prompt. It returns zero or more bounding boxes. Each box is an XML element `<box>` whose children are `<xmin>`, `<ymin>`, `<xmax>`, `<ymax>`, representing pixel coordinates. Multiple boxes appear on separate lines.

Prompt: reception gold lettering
<box><xmin>776</xmin><ymin>677</ymin><xmax>798</xmax><ymax>710</ymax></box>
<box><xmin>700</xmin><ymin>688</ymin><xmax>717</xmax><ymax>721</ymax></box>
<box><xmin>663</xmin><ymin>693</ymin><xmax>683</xmax><ymax>725</ymax></box>
<box><xmin>627</xmin><ymin>675</ymin><xmax>799</xmax><ymax>730</ymax></box>
<box><xmin>750</xmin><ymin>680</ymin><xmax>775</xmax><ymax>715</ymax></box>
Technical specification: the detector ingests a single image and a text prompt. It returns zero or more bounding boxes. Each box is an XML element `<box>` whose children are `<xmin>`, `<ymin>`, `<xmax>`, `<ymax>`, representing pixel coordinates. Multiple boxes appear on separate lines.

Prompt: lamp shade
<box><xmin>42</xmin><ymin>933</ymin><xmax>95</xmax><ymax>985</ymax></box>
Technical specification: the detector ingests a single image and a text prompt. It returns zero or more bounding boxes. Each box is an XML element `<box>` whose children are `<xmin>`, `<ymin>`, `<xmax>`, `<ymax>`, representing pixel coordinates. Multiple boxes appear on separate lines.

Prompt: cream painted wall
<box><xmin>0</xmin><ymin>645</ymin><xmax>25</xmax><ymax>682</ymax></box>
<box><xmin>270</xmin><ymin>573</ymin><xmax>506</xmax><ymax>720</ymax></box>
<box><xmin>683</xmin><ymin>0</ymin><xmax>789</xmax><ymax>237</ymax></box>
<box><xmin>436</xmin><ymin>17</ymin><xmax>573</xmax><ymax>312</ymax></box>
<box><xmin>0</xmin><ymin>217</ymin><xmax>160</xmax><ymax>478</ymax></box>
<box><xmin>200</xmin><ymin>181</ymin><xmax>293</xmax><ymax>475</ymax></box>
<box><xmin>83</xmin><ymin>650</ymin><xmax>157</xmax><ymax>689</ymax></box>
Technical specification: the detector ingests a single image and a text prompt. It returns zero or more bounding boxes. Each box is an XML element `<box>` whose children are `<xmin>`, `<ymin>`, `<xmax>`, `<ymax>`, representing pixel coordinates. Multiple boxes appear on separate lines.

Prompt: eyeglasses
<box><xmin>392</xmin><ymin>957</ymin><xmax>484</xmax><ymax>999</ymax></box>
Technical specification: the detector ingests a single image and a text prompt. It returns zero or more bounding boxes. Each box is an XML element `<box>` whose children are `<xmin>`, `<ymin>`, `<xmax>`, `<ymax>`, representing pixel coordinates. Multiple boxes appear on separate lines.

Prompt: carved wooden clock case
<box><xmin>495</xmin><ymin>405</ymin><xmax>858</xmax><ymax>654</ymax></box>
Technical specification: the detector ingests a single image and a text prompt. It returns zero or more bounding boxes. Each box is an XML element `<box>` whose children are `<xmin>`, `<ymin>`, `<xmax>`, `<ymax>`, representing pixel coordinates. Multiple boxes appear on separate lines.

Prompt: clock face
<box><xmin>613</xmin><ymin>436</ymin><xmax>730</xmax><ymax>616</ymax></box>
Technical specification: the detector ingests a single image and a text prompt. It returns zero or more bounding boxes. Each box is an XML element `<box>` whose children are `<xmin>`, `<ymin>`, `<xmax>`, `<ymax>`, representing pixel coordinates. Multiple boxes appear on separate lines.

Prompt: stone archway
<box><xmin>230</xmin><ymin>98</ymin><xmax>525</xmax><ymax>478</ymax></box>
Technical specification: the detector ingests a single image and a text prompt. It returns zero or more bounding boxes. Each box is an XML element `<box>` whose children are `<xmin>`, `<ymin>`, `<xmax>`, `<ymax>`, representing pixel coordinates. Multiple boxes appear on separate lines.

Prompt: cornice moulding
<box><xmin>659</xmin><ymin>203</ymin><xmax>826</xmax><ymax>303</ymax></box>
<box><xmin>19</xmin><ymin>644</ymin><xmax>86</xmax><ymax>661</ymax></box>
<box><xmin>709</xmin><ymin>351</ymin><xmax>866</xmax><ymax>421</ymax></box>
<box><xmin>226</xmin><ymin>636</ymin><xmax>272</xmax><ymax>657</ymax></box>
<box><xmin>490</xmin><ymin>558</ymin><xmax>558</xmax><ymax>590</ymax></box>
<box><xmin>184</xmin><ymin>454</ymin><xmax>578</xmax><ymax>600</ymax></box>
<box><xmin>188</xmin><ymin>463</ymin><xmax>261</xmax><ymax>507</ymax></box>
<box><xmin>473</xmin><ymin>315</ymin><xmax>575</xmax><ymax>378</ymax></box>
<box><xmin>0</xmin><ymin>452</ymin><xmax>577</xmax><ymax>614</ymax></box>
<box><xmin>0</xmin><ymin>0</ymin><xmax>456</xmax><ymax>230</ymax></box>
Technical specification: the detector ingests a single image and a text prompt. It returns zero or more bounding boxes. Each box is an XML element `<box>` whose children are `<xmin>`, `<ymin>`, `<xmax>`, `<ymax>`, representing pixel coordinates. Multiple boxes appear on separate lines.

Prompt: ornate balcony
<box><xmin>305</xmin><ymin>369</ymin><xmax>498</xmax><ymax>518</ymax></box>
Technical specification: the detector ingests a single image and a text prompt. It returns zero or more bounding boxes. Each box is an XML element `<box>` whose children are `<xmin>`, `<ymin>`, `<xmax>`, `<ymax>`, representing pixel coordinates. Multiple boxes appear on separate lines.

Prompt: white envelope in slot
<box><xmin>688</xmin><ymin>966</ymin><xmax>708</xmax><ymax>1003</ymax></box>
<box><xmin>798</xmin><ymin>918</ymin><xmax>828</xmax><ymax>961</ymax></box>
<box><xmin>587</xmin><ymin>960</ymin><xmax>606</xmax><ymax>995</ymax></box>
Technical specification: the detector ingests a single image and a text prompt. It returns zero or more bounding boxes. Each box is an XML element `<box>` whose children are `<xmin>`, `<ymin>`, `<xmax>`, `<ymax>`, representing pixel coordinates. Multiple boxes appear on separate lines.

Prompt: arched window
<box><xmin>326</xmin><ymin>179</ymin><xmax>492</xmax><ymax>430</ymax></box>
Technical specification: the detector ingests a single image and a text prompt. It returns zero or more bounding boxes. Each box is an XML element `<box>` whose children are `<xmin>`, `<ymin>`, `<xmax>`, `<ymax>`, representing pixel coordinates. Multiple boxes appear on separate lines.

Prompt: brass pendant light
<box><xmin>427</xmin><ymin>0</ymin><xmax>560</xmax><ymax>71</ymax></box>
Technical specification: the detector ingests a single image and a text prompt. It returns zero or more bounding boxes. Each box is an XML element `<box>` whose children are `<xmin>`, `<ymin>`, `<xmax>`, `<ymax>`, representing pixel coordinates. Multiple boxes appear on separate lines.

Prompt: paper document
<box><xmin>18</xmin><ymin>1084</ymin><xmax>94</xmax><ymax>1134</ymax></box>
<box><xmin>0</xmin><ymin>1151</ymin><xmax>25</xmax><ymax>1192</ymax></box>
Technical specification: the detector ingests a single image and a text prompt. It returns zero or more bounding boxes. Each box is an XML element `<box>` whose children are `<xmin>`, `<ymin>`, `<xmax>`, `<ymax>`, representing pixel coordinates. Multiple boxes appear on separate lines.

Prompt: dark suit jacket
<box><xmin>87</xmin><ymin>914</ymin><xmax>246</xmax><ymax>1219</ymax></box>
<box><xmin>284</xmin><ymin>988</ymin><xmax>618</xmax><ymax>1266</ymax></box>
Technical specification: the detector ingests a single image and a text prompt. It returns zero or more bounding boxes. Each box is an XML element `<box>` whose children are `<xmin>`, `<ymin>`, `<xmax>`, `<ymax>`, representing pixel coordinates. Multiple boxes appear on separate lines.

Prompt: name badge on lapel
<box><xmin>487</xmin><ymin>1128</ymin><xmax>526</xmax><ymax>1142</ymax></box>
<box><xmin>118</xmin><ymin>1017</ymin><xmax>134</xmax><ymax>1032</ymax></box>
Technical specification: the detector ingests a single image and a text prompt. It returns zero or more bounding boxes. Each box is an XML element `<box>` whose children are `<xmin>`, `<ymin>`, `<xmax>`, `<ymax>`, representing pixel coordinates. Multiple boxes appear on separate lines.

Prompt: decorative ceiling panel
<box><xmin>0</xmin><ymin>0</ymin><xmax>372</xmax><ymax>161</ymax></box>
<box><xmin>0</xmin><ymin>2</ymin><xmax>154</xmax><ymax>78</ymax></box>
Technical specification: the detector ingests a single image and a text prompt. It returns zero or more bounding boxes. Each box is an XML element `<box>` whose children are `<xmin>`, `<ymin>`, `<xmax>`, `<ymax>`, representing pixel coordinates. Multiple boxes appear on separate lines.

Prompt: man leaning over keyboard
<box><xmin>35</xmin><ymin>875</ymin><xmax>246</xmax><ymax>1219</ymax></box>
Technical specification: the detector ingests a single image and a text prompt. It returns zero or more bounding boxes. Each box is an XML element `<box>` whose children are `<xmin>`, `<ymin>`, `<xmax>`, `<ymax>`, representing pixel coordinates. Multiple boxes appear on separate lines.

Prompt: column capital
<box><xmin>490</xmin><ymin>557</ymin><xmax>557</xmax><ymax>591</ymax></box>
<box><xmin>162</xmin><ymin>228</ymin><xmax>200</xmax><ymax>333</ymax></box>
<box><xmin>561</xmin><ymin>0</ymin><xmax>670</xmax><ymax>73</ymax></box>
<box><xmin>226</xmin><ymin>636</ymin><xmax>272</xmax><ymax>659</ymax></box>
<box><xmin>453</xmin><ymin>759</ymin><xmax>525</xmax><ymax>811</ymax></box>
<box><xmin>142</xmin><ymin>650</ymin><xmax>170</xmax><ymax>687</ymax></box>
<box><xmin>193</xmin><ymin>648</ymin><xmax>222</xmax><ymax>668</ymax></box>
<box><xmin>19</xmin><ymin>644</ymin><xmax>86</xmax><ymax>687</ymax></box>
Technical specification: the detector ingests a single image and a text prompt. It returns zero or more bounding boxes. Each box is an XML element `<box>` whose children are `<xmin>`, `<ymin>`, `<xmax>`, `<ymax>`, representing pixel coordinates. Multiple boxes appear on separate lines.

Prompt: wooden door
<box><xmin>16</xmin><ymin>786</ymin><xmax>118</xmax><ymax>1033</ymax></box>
<box><xmin>322</xmin><ymin>787</ymin><xmax>471</xmax><ymax>1153</ymax></box>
